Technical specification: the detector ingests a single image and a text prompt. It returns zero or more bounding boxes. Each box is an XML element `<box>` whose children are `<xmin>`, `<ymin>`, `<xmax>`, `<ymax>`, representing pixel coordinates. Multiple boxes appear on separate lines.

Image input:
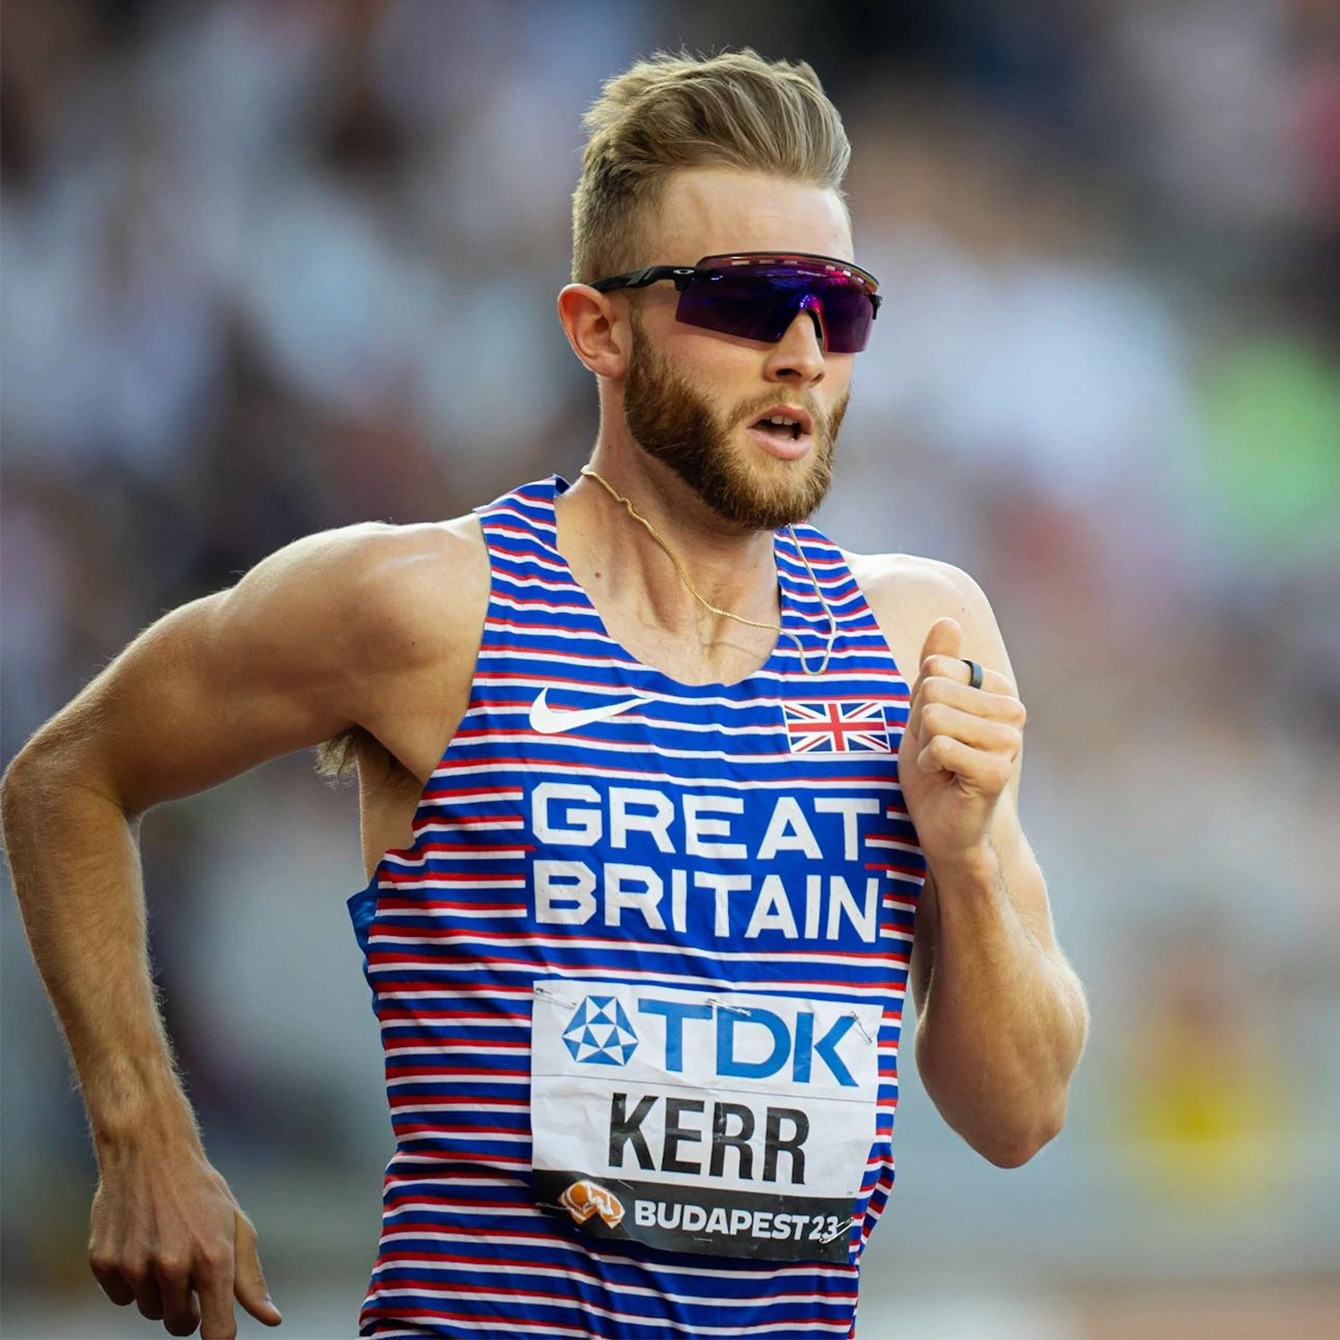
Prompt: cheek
<box><xmin>665</xmin><ymin>327</ymin><xmax>746</xmax><ymax>375</ymax></box>
<box><xmin>663</xmin><ymin>339</ymin><xmax>756</xmax><ymax>408</ymax></box>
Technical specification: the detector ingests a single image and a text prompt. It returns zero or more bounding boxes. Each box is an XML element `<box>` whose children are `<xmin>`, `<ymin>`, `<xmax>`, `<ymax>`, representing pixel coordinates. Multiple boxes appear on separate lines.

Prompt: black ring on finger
<box><xmin>962</xmin><ymin>658</ymin><xmax>984</xmax><ymax>690</ymax></box>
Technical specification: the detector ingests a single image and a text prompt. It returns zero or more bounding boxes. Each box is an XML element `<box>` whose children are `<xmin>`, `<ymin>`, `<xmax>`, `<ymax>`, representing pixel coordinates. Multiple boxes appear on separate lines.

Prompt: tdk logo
<box><xmin>561</xmin><ymin>995</ymin><xmax>862</xmax><ymax>1087</ymax></box>
<box><xmin>564</xmin><ymin>996</ymin><xmax>639</xmax><ymax>1066</ymax></box>
<box><xmin>643</xmin><ymin>998</ymin><xmax>860</xmax><ymax>1088</ymax></box>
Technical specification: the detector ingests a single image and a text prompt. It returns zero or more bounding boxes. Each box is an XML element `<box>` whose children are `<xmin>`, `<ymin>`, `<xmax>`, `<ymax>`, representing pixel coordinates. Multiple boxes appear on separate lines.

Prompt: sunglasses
<box><xmin>590</xmin><ymin>252</ymin><xmax>881</xmax><ymax>354</ymax></box>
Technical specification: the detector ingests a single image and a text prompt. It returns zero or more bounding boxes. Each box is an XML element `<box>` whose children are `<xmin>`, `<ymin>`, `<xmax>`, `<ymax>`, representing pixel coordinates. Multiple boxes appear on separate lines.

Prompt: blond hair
<box><xmin>572</xmin><ymin>49</ymin><xmax>850</xmax><ymax>283</ymax></box>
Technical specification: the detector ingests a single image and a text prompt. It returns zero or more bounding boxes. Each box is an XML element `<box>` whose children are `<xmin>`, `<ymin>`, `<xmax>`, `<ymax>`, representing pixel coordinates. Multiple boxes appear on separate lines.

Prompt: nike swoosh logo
<box><xmin>525</xmin><ymin>691</ymin><xmax>651</xmax><ymax>734</ymax></box>
<box><xmin>529</xmin><ymin>688</ymin><xmax>652</xmax><ymax>735</ymax></box>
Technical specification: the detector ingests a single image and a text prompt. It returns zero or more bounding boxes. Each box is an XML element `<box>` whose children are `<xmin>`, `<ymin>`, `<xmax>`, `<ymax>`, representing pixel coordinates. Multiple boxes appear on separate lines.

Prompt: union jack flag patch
<box><xmin>784</xmin><ymin>701</ymin><xmax>891</xmax><ymax>754</ymax></box>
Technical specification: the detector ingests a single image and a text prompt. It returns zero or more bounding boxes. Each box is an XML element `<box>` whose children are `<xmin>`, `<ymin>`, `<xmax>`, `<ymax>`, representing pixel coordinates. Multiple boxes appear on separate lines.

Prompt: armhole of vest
<box><xmin>472</xmin><ymin>477</ymin><xmax>564</xmax><ymax>623</ymax></box>
<box><xmin>369</xmin><ymin>502</ymin><xmax>513</xmax><ymax>883</ymax></box>
<box><xmin>472</xmin><ymin>490</ymin><xmax>534</xmax><ymax>643</ymax></box>
<box><xmin>791</xmin><ymin>524</ymin><xmax>906</xmax><ymax>683</ymax></box>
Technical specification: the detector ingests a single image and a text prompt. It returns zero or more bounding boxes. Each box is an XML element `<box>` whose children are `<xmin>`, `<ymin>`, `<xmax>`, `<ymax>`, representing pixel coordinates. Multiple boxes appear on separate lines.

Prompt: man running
<box><xmin>3</xmin><ymin>48</ymin><xmax>1088</xmax><ymax>1340</ymax></box>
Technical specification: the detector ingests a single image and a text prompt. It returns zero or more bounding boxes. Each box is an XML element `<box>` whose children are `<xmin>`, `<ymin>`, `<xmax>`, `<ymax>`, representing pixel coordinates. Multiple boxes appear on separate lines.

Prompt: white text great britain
<box><xmin>529</xmin><ymin>782</ymin><xmax>904</xmax><ymax>944</ymax></box>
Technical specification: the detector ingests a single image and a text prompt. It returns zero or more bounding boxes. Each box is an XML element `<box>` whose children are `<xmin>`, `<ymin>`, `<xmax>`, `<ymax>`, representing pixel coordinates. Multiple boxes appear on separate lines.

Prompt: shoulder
<box><xmin>842</xmin><ymin>550</ymin><xmax>1013</xmax><ymax>681</ymax></box>
<box><xmin>247</xmin><ymin>514</ymin><xmax>487</xmax><ymax>606</ymax></box>
<box><xmin>214</xmin><ymin>513</ymin><xmax>492</xmax><ymax>782</ymax></box>
<box><xmin>845</xmin><ymin>551</ymin><xmax>990</xmax><ymax>626</ymax></box>
<box><xmin>219</xmin><ymin>514</ymin><xmax>491</xmax><ymax>675</ymax></box>
<box><xmin>15</xmin><ymin>515</ymin><xmax>494</xmax><ymax>808</ymax></box>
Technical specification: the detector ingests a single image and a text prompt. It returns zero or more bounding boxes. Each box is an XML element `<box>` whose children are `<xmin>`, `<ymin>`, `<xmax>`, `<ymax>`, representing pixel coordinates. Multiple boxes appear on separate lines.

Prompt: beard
<box><xmin>622</xmin><ymin>317</ymin><xmax>848</xmax><ymax>531</ymax></box>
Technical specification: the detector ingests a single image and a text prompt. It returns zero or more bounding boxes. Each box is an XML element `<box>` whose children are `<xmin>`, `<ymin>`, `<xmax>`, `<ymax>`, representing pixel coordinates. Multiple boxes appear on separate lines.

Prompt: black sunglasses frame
<box><xmin>590</xmin><ymin>264</ymin><xmax>704</xmax><ymax>294</ymax></box>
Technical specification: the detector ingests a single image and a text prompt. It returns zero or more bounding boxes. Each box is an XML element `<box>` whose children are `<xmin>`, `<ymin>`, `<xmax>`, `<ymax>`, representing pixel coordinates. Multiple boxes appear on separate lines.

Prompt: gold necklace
<box><xmin>578</xmin><ymin>466</ymin><xmax>837</xmax><ymax>677</ymax></box>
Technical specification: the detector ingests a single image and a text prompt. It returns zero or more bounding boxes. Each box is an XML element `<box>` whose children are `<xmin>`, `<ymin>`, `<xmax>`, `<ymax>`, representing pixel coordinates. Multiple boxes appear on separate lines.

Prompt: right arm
<box><xmin>0</xmin><ymin>519</ymin><xmax>485</xmax><ymax>1339</ymax></box>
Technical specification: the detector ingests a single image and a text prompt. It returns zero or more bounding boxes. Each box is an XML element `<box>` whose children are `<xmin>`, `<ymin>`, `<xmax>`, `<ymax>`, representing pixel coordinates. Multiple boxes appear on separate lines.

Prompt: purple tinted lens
<box><xmin>676</xmin><ymin>270</ymin><xmax>875</xmax><ymax>352</ymax></box>
<box><xmin>809</xmin><ymin>284</ymin><xmax>875</xmax><ymax>354</ymax></box>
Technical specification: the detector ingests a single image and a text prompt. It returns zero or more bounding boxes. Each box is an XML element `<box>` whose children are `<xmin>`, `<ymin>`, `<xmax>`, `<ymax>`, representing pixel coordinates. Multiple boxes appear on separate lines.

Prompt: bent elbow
<box><xmin>0</xmin><ymin>748</ymin><xmax>40</xmax><ymax>835</ymax></box>
<box><xmin>983</xmin><ymin>1135</ymin><xmax>1046</xmax><ymax>1169</ymax></box>
<box><xmin>977</xmin><ymin>1106</ymin><xmax>1066</xmax><ymax>1169</ymax></box>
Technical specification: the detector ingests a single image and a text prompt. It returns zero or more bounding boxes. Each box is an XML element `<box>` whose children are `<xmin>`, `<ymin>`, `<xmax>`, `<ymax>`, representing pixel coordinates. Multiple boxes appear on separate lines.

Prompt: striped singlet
<box><xmin>348</xmin><ymin>477</ymin><xmax>925</xmax><ymax>1338</ymax></box>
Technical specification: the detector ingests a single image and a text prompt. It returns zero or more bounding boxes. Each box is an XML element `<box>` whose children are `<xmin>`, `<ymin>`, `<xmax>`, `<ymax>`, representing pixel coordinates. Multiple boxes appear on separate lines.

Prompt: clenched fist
<box><xmin>898</xmin><ymin>616</ymin><xmax>1026</xmax><ymax>865</ymax></box>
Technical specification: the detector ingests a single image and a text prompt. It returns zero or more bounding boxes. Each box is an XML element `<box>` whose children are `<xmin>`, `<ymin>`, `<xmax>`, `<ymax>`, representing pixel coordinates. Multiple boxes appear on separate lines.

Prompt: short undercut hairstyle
<box><xmin>572</xmin><ymin>49</ymin><xmax>851</xmax><ymax>283</ymax></box>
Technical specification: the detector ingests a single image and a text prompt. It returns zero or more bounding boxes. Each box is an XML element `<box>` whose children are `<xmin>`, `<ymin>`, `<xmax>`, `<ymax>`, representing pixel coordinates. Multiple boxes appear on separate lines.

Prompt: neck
<box><xmin>570</xmin><ymin>453</ymin><xmax>782</xmax><ymax>636</ymax></box>
<box><xmin>555</xmin><ymin>454</ymin><xmax>836</xmax><ymax>684</ymax></box>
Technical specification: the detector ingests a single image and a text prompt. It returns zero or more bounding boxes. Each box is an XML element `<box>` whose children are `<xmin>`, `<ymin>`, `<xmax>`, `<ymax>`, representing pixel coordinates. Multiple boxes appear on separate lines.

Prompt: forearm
<box><xmin>2</xmin><ymin>750</ymin><xmax>200</xmax><ymax>1157</ymax></box>
<box><xmin>914</xmin><ymin>834</ymin><xmax>1088</xmax><ymax>1165</ymax></box>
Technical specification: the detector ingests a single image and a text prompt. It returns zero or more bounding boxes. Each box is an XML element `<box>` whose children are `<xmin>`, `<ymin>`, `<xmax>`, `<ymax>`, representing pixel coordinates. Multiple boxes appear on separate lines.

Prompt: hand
<box><xmin>898</xmin><ymin>616</ymin><xmax>1026</xmax><ymax>864</ymax></box>
<box><xmin>89</xmin><ymin>1141</ymin><xmax>282</xmax><ymax>1338</ymax></box>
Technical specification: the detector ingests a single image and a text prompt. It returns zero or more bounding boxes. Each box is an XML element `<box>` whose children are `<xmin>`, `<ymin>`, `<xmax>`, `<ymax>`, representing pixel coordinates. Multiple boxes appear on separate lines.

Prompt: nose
<box><xmin>764</xmin><ymin>302</ymin><xmax>827</xmax><ymax>386</ymax></box>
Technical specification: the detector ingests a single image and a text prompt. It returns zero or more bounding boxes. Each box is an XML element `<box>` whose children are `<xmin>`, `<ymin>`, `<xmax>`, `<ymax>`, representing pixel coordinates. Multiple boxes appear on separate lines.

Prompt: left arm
<box><xmin>910</xmin><ymin>795</ymin><xmax>1088</xmax><ymax>1166</ymax></box>
<box><xmin>857</xmin><ymin>555</ymin><xmax>1089</xmax><ymax>1166</ymax></box>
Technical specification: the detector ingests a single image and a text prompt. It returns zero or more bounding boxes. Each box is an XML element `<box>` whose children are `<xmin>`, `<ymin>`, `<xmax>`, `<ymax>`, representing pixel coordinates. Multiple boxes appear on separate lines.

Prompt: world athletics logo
<box><xmin>562</xmin><ymin>995</ymin><xmax>639</xmax><ymax>1066</ymax></box>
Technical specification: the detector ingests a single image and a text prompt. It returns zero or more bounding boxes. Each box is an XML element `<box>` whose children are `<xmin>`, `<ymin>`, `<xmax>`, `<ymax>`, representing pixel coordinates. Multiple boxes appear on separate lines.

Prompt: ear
<box><xmin>558</xmin><ymin>284</ymin><xmax>630</xmax><ymax>379</ymax></box>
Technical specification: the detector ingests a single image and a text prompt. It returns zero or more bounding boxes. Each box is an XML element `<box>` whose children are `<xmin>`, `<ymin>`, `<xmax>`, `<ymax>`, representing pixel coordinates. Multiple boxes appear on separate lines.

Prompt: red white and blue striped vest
<box><xmin>348</xmin><ymin>476</ymin><xmax>924</xmax><ymax>1338</ymax></box>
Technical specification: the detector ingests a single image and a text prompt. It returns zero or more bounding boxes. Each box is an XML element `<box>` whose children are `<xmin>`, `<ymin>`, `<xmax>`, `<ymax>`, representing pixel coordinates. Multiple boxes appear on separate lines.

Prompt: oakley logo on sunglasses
<box><xmin>591</xmin><ymin>252</ymin><xmax>881</xmax><ymax>354</ymax></box>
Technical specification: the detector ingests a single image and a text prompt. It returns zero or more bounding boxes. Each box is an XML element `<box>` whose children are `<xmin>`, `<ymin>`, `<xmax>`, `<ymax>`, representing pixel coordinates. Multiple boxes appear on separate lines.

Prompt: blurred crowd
<box><xmin>3</xmin><ymin>0</ymin><xmax>1339</xmax><ymax>1330</ymax></box>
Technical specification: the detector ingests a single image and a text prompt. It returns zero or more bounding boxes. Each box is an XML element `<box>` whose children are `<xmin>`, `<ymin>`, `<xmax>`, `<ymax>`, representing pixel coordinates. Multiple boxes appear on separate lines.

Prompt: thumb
<box><xmin>234</xmin><ymin>1214</ymin><xmax>282</xmax><ymax>1327</ymax></box>
<box><xmin>919</xmin><ymin>615</ymin><xmax>962</xmax><ymax>668</ymax></box>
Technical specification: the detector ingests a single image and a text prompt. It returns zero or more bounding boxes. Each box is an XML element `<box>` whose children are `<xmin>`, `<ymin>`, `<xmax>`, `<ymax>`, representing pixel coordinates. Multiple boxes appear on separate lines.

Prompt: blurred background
<box><xmin>2</xmin><ymin>1</ymin><xmax>1338</xmax><ymax>1336</ymax></box>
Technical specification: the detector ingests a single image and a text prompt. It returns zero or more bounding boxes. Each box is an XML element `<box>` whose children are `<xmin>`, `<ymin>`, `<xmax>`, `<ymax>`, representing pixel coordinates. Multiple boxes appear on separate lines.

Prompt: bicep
<box><xmin>35</xmin><ymin>552</ymin><xmax>365</xmax><ymax>817</ymax></box>
<box><xmin>890</xmin><ymin>558</ymin><xmax>1051</xmax><ymax>1003</ymax></box>
<box><xmin>950</xmin><ymin>580</ymin><xmax>1058</xmax><ymax>943</ymax></box>
<box><xmin>909</xmin><ymin>872</ymin><xmax>938</xmax><ymax>1014</ymax></box>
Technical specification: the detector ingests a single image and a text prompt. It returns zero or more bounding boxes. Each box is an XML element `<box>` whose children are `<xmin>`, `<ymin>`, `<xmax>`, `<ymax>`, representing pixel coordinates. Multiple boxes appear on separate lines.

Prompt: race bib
<box><xmin>531</xmin><ymin>978</ymin><xmax>881</xmax><ymax>1262</ymax></box>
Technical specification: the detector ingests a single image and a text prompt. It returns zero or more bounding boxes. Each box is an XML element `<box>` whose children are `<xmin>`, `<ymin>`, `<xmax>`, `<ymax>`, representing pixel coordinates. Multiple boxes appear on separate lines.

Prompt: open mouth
<box><xmin>750</xmin><ymin>410</ymin><xmax>813</xmax><ymax>442</ymax></box>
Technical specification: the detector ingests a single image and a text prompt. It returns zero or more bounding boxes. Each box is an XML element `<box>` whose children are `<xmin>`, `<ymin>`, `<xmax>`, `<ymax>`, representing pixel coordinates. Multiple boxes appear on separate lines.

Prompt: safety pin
<box><xmin>533</xmin><ymin>983</ymin><xmax>577</xmax><ymax>1007</ymax></box>
<box><xmin>848</xmin><ymin>1011</ymin><xmax>875</xmax><ymax>1044</ymax></box>
<box><xmin>821</xmin><ymin>1216</ymin><xmax>856</xmax><ymax>1243</ymax></box>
